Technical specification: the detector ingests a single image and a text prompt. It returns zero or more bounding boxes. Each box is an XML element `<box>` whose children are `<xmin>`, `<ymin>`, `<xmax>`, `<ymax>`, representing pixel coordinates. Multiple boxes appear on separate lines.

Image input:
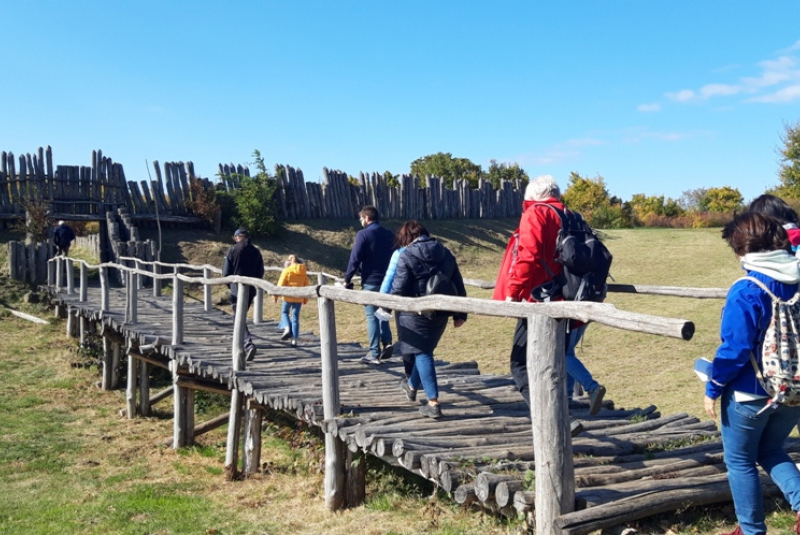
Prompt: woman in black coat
<box><xmin>390</xmin><ymin>220</ymin><xmax>467</xmax><ymax>418</ymax></box>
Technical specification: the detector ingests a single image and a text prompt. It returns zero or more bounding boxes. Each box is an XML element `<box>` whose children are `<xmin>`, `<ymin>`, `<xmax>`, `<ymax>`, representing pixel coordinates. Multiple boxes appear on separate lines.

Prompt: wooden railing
<box><xmin>48</xmin><ymin>255</ymin><xmax>700</xmax><ymax>534</ymax></box>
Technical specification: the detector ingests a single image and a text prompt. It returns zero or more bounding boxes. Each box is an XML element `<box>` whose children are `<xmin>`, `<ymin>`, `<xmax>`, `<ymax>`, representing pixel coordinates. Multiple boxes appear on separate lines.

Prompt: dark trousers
<box><xmin>509</xmin><ymin>318</ymin><xmax>569</xmax><ymax>409</ymax></box>
<box><xmin>231</xmin><ymin>290</ymin><xmax>255</xmax><ymax>351</ymax></box>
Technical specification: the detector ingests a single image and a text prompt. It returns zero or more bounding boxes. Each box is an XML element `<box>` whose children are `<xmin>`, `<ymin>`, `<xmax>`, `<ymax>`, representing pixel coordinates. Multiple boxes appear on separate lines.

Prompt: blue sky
<box><xmin>2</xmin><ymin>1</ymin><xmax>799</xmax><ymax>203</ymax></box>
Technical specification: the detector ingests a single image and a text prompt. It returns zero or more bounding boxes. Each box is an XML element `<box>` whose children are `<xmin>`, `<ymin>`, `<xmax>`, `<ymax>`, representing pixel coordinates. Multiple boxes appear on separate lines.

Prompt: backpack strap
<box><xmin>737</xmin><ymin>276</ymin><xmax>800</xmax><ymax>305</ymax></box>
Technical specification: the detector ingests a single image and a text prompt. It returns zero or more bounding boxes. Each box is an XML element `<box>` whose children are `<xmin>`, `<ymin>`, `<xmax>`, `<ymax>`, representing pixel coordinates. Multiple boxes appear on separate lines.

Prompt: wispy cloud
<box><xmin>637</xmin><ymin>103</ymin><xmax>661</xmax><ymax>112</ymax></box>
<box><xmin>622</xmin><ymin>127</ymin><xmax>708</xmax><ymax>144</ymax></box>
<box><xmin>663</xmin><ymin>43</ymin><xmax>800</xmax><ymax>105</ymax></box>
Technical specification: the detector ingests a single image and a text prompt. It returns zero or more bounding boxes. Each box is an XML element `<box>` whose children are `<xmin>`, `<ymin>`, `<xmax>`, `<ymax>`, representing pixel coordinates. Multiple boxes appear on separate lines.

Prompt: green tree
<box><xmin>562</xmin><ymin>172</ymin><xmax>611</xmax><ymax>214</ymax></box>
<box><xmin>679</xmin><ymin>188</ymin><xmax>709</xmax><ymax>212</ymax></box>
<box><xmin>486</xmin><ymin>160</ymin><xmax>529</xmax><ymax>189</ymax></box>
<box><xmin>704</xmin><ymin>186</ymin><xmax>744</xmax><ymax>213</ymax></box>
<box><xmin>629</xmin><ymin>193</ymin><xmax>684</xmax><ymax>221</ymax></box>
<box><xmin>217</xmin><ymin>150</ymin><xmax>281</xmax><ymax>237</ymax></box>
<box><xmin>775</xmin><ymin>121</ymin><xmax>800</xmax><ymax>198</ymax></box>
<box><xmin>410</xmin><ymin>152</ymin><xmax>483</xmax><ymax>188</ymax></box>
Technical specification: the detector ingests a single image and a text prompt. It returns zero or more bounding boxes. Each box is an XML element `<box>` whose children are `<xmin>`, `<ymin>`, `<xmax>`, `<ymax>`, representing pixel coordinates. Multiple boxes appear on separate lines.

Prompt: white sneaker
<box><xmin>291</xmin><ymin>338</ymin><xmax>297</xmax><ymax>347</ymax></box>
<box><xmin>280</xmin><ymin>328</ymin><xmax>291</xmax><ymax>341</ymax></box>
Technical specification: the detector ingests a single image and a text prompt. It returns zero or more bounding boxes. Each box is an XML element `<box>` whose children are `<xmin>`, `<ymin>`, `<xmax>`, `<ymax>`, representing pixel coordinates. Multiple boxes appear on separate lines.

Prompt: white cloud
<box><xmin>637</xmin><ymin>103</ymin><xmax>661</xmax><ymax>112</ymax></box>
<box><xmin>747</xmin><ymin>84</ymin><xmax>800</xmax><ymax>103</ymax></box>
<box><xmin>663</xmin><ymin>43</ymin><xmax>800</xmax><ymax>106</ymax></box>
<box><xmin>666</xmin><ymin>89</ymin><xmax>696</xmax><ymax>102</ymax></box>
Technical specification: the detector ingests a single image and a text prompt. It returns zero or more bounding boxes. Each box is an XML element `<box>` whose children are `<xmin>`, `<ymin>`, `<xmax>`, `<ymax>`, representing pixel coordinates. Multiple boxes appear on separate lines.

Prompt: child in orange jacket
<box><xmin>275</xmin><ymin>255</ymin><xmax>311</xmax><ymax>346</ymax></box>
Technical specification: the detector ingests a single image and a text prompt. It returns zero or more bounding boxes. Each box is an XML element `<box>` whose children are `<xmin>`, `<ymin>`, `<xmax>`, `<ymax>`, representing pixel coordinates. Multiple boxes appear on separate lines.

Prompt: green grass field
<box><xmin>2</xmin><ymin>222</ymin><xmax>798</xmax><ymax>534</ymax></box>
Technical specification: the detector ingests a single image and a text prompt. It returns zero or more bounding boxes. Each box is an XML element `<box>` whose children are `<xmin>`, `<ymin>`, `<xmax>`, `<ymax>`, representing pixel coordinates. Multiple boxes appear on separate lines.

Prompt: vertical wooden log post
<box><xmin>242</xmin><ymin>399</ymin><xmax>263</xmax><ymax>475</ymax></box>
<box><xmin>139</xmin><ymin>359</ymin><xmax>150</xmax><ymax>416</ymax></box>
<box><xmin>111</xmin><ymin>341</ymin><xmax>121</xmax><ymax>389</ymax></box>
<box><xmin>100</xmin><ymin>266</ymin><xmax>109</xmax><ymax>313</ymax></box>
<box><xmin>102</xmin><ymin>336</ymin><xmax>114</xmax><ymax>390</ymax></box>
<box><xmin>126</xmin><ymin>351</ymin><xmax>138</xmax><ymax>418</ymax></box>
<box><xmin>224</xmin><ymin>281</ymin><xmax>249</xmax><ymax>477</ymax></box>
<box><xmin>66</xmin><ymin>259</ymin><xmax>75</xmax><ymax>295</ymax></box>
<box><xmin>318</xmin><ymin>274</ymin><xmax>347</xmax><ymax>510</ymax></box>
<box><xmin>528</xmin><ymin>314</ymin><xmax>574</xmax><ymax>534</ymax></box>
<box><xmin>79</xmin><ymin>316</ymin><xmax>89</xmax><ymax>346</ymax></box>
<box><xmin>66</xmin><ymin>308</ymin><xmax>77</xmax><ymax>338</ymax></box>
<box><xmin>47</xmin><ymin>258</ymin><xmax>55</xmax><ymax>287</ymax></box>
<box><xmin>253</xmin><ymin>288</ymin><xmax>263</xmax><ymax>325</ymax></box>
<box><xmin>172</xmin><ymin>275</ymin><xmax>184</xmax><ymax>345</ymax></box>
<box><xmin>153</xmin><ymin>262</ymin><xmax>162</xmax><ymax>297</ymax></box>
<box><xmin>55</xmin><ymin>257</ymin><xmax>63</xmax><ymax>292</ymax></box>
<box><xmin>79</xmin><ymin>262</ymin><xmax>87</xmax><ymax>303</ymax></box>
<box><xmin>203</xmin><ymin>267</ymin><xmax>212</xmax><ymax>312</ymax></box>
<box><xmin>127</xmin><ymin>269</ymin><xmax>138</xmax><ymax>324</ymax></box>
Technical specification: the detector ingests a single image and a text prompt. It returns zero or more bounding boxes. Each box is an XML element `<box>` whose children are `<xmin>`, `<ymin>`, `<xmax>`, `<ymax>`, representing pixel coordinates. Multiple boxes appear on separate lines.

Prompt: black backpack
<box><xmin>536</xmin><ymin>204</ymin><xmax>613</xmax><ymax>302</ymax></box>
<box><xmin>407</xmin><ymin>245</ymin><xmax>458</xmax><ymax>318</ymax></box>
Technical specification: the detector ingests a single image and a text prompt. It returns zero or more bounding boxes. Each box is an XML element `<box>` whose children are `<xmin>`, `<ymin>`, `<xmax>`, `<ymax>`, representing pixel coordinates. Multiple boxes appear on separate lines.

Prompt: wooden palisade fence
<box><xmin>45</xmin><ymin>254</ymin><xmax>706</xmax><ymax>534</ymax></box>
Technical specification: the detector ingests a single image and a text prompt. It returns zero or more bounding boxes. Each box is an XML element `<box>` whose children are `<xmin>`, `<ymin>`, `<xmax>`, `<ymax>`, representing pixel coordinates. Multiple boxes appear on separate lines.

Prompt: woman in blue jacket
<box><xmin>390</xmin><ymin>220</ymin><xmax>467</xmax><ymax>419</ymax></box>
<box><xmin>705</xmin><ymin>212</ymin><xmax>800</xmax><ymax>535</ymax></box>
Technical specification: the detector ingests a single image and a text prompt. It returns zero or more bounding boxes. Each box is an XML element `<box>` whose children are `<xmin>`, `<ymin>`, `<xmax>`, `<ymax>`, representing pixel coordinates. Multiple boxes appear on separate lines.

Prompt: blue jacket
<box><xmin>380</xmin><ymin>247</ymin><xmax>406</xmax><ymax>294</ymax></box>
<box><xmin>344</xmin><ymin>222</ymin><xmax>394</xmax><ymax>287</ymax></box>
<box><xmin>390</xmin><ymin>235</ymin><xmax>467</xmax><ymax>354</ymax></box>
<box><xmin>706</xmin><ymin>270</ymin><xmax>800</xmax><ymax>400</ymax></box>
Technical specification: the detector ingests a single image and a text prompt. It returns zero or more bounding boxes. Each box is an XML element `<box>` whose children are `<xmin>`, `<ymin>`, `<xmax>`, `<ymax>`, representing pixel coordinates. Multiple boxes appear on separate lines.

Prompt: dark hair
<box><xmin>722</xmin><ymin>211</ymin><xmax>791</xmax><ymax>256</ymax></box>
<box><xmin>359</xmin><ymin>206</ymin><xmax>380</xmax><ymax>222</ymax></box>
<box><xmin>395</xmin><ymin>220</ymin><xmax>428</xmax><ymax>247</ymax></box>
<box><xmin>748</xmin><ymin>194</ymin><xmax>800</xmax><ymax>226</ymax></box>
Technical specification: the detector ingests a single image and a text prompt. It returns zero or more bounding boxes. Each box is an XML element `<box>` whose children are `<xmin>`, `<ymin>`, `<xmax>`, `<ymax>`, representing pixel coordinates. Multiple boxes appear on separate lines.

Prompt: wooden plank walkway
<box><xmin>49</xmin><ymin>282</ymin><xmax>792</xmax><ymax>535</ymax></box>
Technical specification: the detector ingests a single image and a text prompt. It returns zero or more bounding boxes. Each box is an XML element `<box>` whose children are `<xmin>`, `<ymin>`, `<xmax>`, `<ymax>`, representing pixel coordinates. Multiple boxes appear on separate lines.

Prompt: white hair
<box><xmin>57</xmin><ymin>220</ymin><xmax>65</xmax><ymax>225</ymax></box>
<box><xmin>524</xmin><ymin>175</ymin><xmax>560</xmax><ymax>201</ymax></box>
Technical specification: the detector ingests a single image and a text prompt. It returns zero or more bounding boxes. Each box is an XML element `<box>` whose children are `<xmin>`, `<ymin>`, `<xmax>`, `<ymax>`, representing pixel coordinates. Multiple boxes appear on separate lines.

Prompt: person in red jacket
<box><xmin>497</xmin><ymin>175</ymin><xmax>605</xmax><ymax>417</ymax></box>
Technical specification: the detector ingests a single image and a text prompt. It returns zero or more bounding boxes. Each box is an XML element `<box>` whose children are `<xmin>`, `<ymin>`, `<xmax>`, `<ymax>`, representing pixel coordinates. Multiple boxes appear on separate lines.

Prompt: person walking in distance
<box><xmin>274</xmin><ymin>254</ymin><xmax>311</xmax><ymax>347</ymax></box>
<box><xmin>222</xmin><ymin>228</ymin><xmax>265</xmax><ymax>362</ymax></box>
<box><xmin>344</xmin><ymin>206</ymin><xmax>395</xmax><ymax>365</ymax></box>
<box><xmin>495</xmin><ymin>174</ymin><xmax>606</xmax><ymax>416</ymax></box>
<box><xmin>53</xmin><ymin>220</ymin><xmax>76</xmax><ymax>256</ymax></box>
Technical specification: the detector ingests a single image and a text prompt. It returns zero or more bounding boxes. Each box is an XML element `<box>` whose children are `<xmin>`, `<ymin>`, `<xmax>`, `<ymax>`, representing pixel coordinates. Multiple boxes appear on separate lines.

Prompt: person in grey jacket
<box><xmin>390</xmin><ymin>220</ymin><xmax>467</xmax><ymax>419</ymax></box>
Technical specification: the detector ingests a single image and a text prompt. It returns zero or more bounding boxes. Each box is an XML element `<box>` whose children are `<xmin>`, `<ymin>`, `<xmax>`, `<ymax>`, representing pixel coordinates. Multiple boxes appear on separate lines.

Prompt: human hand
<box><xmin>505</xmin><ymin>296</ymin><xmax>516</xmax><ymax>302</ymax></box>
<box><xmin>704</xmin><ymin>396</ymin><xmax>717</xmax><ymax>419</ymax></box>
<box><xmin>453</xmin><ymin>318</ymin><xmax>466</xmax><ymax>328</ymax></box>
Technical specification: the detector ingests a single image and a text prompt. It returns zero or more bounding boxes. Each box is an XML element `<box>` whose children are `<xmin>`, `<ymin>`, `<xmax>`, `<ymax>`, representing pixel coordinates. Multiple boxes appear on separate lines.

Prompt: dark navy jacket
<box><xmin>54</xmin><ymin>224</ymin><xmax>75</xmax><ymax>247</ymax></box>
<box><xmin>344</xmin><ymin>222</ymin><xmax>394</xmax><ymax>287</ymax></box>
<box><xmin>223</xmin><ymin>239</ymin><xmax>265</xmax><ymax>300</ymax></box>
<box><xmin>390</xmin><ymin>235</ymin><xmax>467</xmax><ymax>354</ymax></box>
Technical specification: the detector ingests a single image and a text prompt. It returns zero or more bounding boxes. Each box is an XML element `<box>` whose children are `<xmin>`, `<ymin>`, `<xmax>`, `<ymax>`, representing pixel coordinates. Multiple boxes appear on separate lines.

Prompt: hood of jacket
<box><xmin>287</xmin><ymin>262</ymin><xmax>307</xmax><ymax>276</ymax></box>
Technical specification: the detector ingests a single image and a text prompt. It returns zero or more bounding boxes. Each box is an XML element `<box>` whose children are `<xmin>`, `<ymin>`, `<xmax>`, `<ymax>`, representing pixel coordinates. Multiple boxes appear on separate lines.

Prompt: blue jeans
<box><xmin>408</xmin><ymin>352</ymin><xmax>438</xmax><ymax>400</ymax></box>
<box><xmin>280</xmin><ymin>301</ymin><xmax>302</xmax><ymax>339</ymax></box>
<box><xmin>278</xmin><ymin>301</ymin><xmax>290</xmax><ymax>330</ymax></box>
<box><xmin>363</xmin><ymin>283</ymin><xmax>392</xmax><ymax>357</ymax></box>
<box><xmin>565</xmin><ymin>325</ymin><xmax>599</xmax><ymax>397</ymax></box>
<box><xmin>721</xmin><ymin>388</ymin><xmax>800</xmax><ymax>534</ymax></box>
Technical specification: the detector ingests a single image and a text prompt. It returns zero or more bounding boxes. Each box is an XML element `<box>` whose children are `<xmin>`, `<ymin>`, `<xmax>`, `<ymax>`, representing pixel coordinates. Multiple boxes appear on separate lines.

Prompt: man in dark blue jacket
<box><xmin>53</xmin><ymin>221</ymin><xmax>76</xmax><ymax>256</ymax></box>
<box><xmin>344</xmin><ymin>206</ymin><xmax>395</xmax><ymax>364</ymax></box>
<box><xmin>223</xmin><ymin>228</ymin><xmax>265</xmax><ymax>361</ymax></box>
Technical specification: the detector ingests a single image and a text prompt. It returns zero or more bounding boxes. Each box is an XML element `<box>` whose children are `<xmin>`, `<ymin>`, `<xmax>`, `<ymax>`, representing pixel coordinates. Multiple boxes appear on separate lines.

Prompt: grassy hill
<box><xmin>1</xmin><ymin>221</ymin><xmax>768</xmax><ymax>535</ymax></box>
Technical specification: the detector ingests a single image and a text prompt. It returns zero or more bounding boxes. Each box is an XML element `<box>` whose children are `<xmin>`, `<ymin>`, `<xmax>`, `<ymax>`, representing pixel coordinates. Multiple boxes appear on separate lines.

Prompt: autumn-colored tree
<box><xmin>704</xmin><ymin>186</ymin><xmax>744</xmax><ymax>213</ymax></box>
<box><xmin>629</xmin><ymin>193</ymin><xmax>684</xmax><ymax>221</ymax></box>
<box><xmin>562</xmin><ymin>172</ymin><xmax>611</xmax><ymax>214</ymax></box>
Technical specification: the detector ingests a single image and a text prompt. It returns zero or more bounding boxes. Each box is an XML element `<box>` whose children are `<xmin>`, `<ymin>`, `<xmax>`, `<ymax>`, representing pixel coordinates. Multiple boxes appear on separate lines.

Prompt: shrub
<box><xmin>185</xmin><ymin>177</ymin><xmax>221</xmax><ymax>230</ymax></box>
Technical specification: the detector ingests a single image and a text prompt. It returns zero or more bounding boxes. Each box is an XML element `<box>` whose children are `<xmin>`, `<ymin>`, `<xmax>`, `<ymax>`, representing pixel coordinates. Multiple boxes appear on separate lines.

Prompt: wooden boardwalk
<box><xmin>48</xmin><ymin>278</ymin><xmax>797</xmax><ymax>535</ymax></box>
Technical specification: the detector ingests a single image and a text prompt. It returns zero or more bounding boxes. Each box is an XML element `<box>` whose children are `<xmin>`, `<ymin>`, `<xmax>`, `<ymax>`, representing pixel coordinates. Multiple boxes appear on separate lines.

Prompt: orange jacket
<box><xmin>276</xmin><ymin>262</ymin><xmax>311</xmax><ymax>304</ymax></box>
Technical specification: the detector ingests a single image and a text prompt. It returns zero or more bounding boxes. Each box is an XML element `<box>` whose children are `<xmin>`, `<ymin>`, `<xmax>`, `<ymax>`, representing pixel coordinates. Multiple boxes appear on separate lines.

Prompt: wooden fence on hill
<box><xmin>0</xmin><ymin>146</ymin><xmax>208</xmax><ymax>223</ymax></box>
<box><xmin>218</xmin><ymin>164</ymin><xmax>526</xmax><ymax>221</ymax></box>
<box><xmin>41</xmin><ymin>254</ymin><xmax>730</xmax><ymax>534</ymax></box>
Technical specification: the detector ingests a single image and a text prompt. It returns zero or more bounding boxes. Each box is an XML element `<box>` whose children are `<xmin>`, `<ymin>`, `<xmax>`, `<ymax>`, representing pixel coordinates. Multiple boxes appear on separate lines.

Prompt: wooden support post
<box><xmin>345</xmin><ymin>450</ymin><xmax>367</xmax><ymax>508</ymax></box>
<box><xmin>318</xmin><ymin>274</ymin><xmax>346</xmax><ymax>510</ymax></box>
<box><xmin>253</xmin><ymin>288</ymin><xmax>263</xmax><ymax>325</ymax></box>
<box><xmin>172</xmin><ymin>360</ymin><xmax>190</xmax><ymax>448</ymax></box>
<box><xmin>100</xmin><ymin>266</ymin><xmax>109</xmax><ymax>312</ymax></box>
<box><xmin>203</xmin><ymin>267</ymin><xmax>212</xmax><ymax>312</ymax></box>
<box><xmin>139</xmin><ymin>360</ymin><xmax>150</xmax><ymax>416</ymax></box>
<box><xmin>79</xmin><ymin>316</ymin><xmax>89</xmax><ymax>346</ymax></box>
<box><xmin>528</xmin><ymin>314</ymin><xmax>574</xmax><ymax>534</ymax></box>
<box><xmin>127</xmin><ymin>270</ymin><xmax>138</xmax><ymax>324</ymax></box>
<box><xmin>55</xmin><ymin>257</ymin><xmax>63</xmax><ymax>292</ymax></box>
<box><xmin>172</xmin><ymin>275</ymin><xmax>184</xmax><ymax>345</ymax></box>
<box><xmin>111</xmin><ymin>341</ymin><xmax>121</xmax><ymax>389</ymax></box>
<box><xmin>79</xmin><ymin>262</ymin><xmax>87</xmax><ymax>302</ymax></box>
<box><xmin>66</xmin><ymin>258</ymin><xmax>74</xmax><ymax>295</ymax></box>
<box><xmin>153</xmin><ymin>262</ymin><xmax>162</xmax><ymax>297</ymax></box>
<box><xmin>242</xmin><ymin>400</ymin><xmax>263</xmax><ymax>475</ymax></box>
<box><xmin>66</xmin><ymin>308</ymin><xmax>75</xmax><ymax>338</ymax></box>
<box><xmin>126</xmin><ymin>352</ymin><xmax>138</xmax><ymax>418</ymax></box>
<box><xmin>224</xmin><ymin>282</ymin><xmax>249</xmax><ymax>478</ymax></box>
<box><xmin>102</xmin><ymin>336</ymin><xmax>114</xmax><ymax>390</ymax></box>
<box><xmin>47</xmin><ymin>258</ymin><xmax>55</xmax><ymax>287</ymax></box>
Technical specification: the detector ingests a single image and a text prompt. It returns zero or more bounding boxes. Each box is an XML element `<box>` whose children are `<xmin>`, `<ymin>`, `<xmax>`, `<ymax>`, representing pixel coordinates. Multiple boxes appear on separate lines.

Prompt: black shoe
<box><xmin>379</xmin><ymin>343</ymin><xmax>394</xmax><ymax>361</ymax></box>
<box><xmin>400</xmin><ymin>378</ymin><xmax>417</xmax><ymax>402</ymax></box>
<box><xmin>245</xmin><ymin>347</ymin><xmax>257</xmax><ymax>362</ymax></box>
<box><xmin>280</xmin><ymin>328</ymin><xmax>291</xmax><ymax>341</ymax></box>
<box><xmin>588</xmin><ymin>385</ymin><xmax>606</xmax><ymax>416</ymax></box>
<box><xmin>419</xmin><ymin>403</ymin><xmax>441</xmax><ymax>419</ymax></box>
<box><xmin>570</xmin><ymin>420</ymin><xmax>583</xmax><ymax>437</ymax></box>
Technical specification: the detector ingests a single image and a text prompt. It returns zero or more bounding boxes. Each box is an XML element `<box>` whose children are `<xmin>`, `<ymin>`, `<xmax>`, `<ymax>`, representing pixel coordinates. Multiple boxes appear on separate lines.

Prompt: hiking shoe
<box><xmin>570</xmin><ymin>420</ymin><xmax>583</xmax><ymax>437</ymax></box>
<box><xmin>360</xmin><ymin>354</ymin><xmax>381</xmax><ymax>365</ymax></box>
<box><xmin>588</xmin><ymin>385</ymin><xmax>606</xmax><ymax>415</ymax></box>
<box><xmin>400</xmin><ymin>378</ymin><xmax>417</xmax><ymax>402</ymax></box>
<box><xmin>280</xmin><ymin>328</ymin><xmax>291</xmax><ymax>341</ymax></box>
<box><xmin>379</xmin><ymin>343</ymin><xmax>394</xmax><ymax>361</ymax></box>
<box><xmin>419</xmin><ymin>403</ymin><xmax>441</xmax><ymax>419</ymax></box>
<box><xmin>245</xmin><ymin>346</ymin><xmax>257</xmax><ymax>362</ymax></box>
<box><xmin>291</xmin><ymin>338</ymin><xmax>297</xmax><ymax>347</ymax></box>
<box><xmin>718</xmin><ymin>526</ymin><xmax>743</xmax><ymax>535</ymax></box>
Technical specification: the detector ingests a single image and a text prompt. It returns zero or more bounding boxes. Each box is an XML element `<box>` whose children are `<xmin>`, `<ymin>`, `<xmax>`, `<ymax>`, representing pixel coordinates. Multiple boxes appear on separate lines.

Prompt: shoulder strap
<box><xmin>738</xmin><ymin>276</ymin><xmax>800</xmax><ymax>305</ymax></box>
<box><xmin>532</xmin><ymin>202</ymin><xmax>566</xmax><ymax>222</ymax></box>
